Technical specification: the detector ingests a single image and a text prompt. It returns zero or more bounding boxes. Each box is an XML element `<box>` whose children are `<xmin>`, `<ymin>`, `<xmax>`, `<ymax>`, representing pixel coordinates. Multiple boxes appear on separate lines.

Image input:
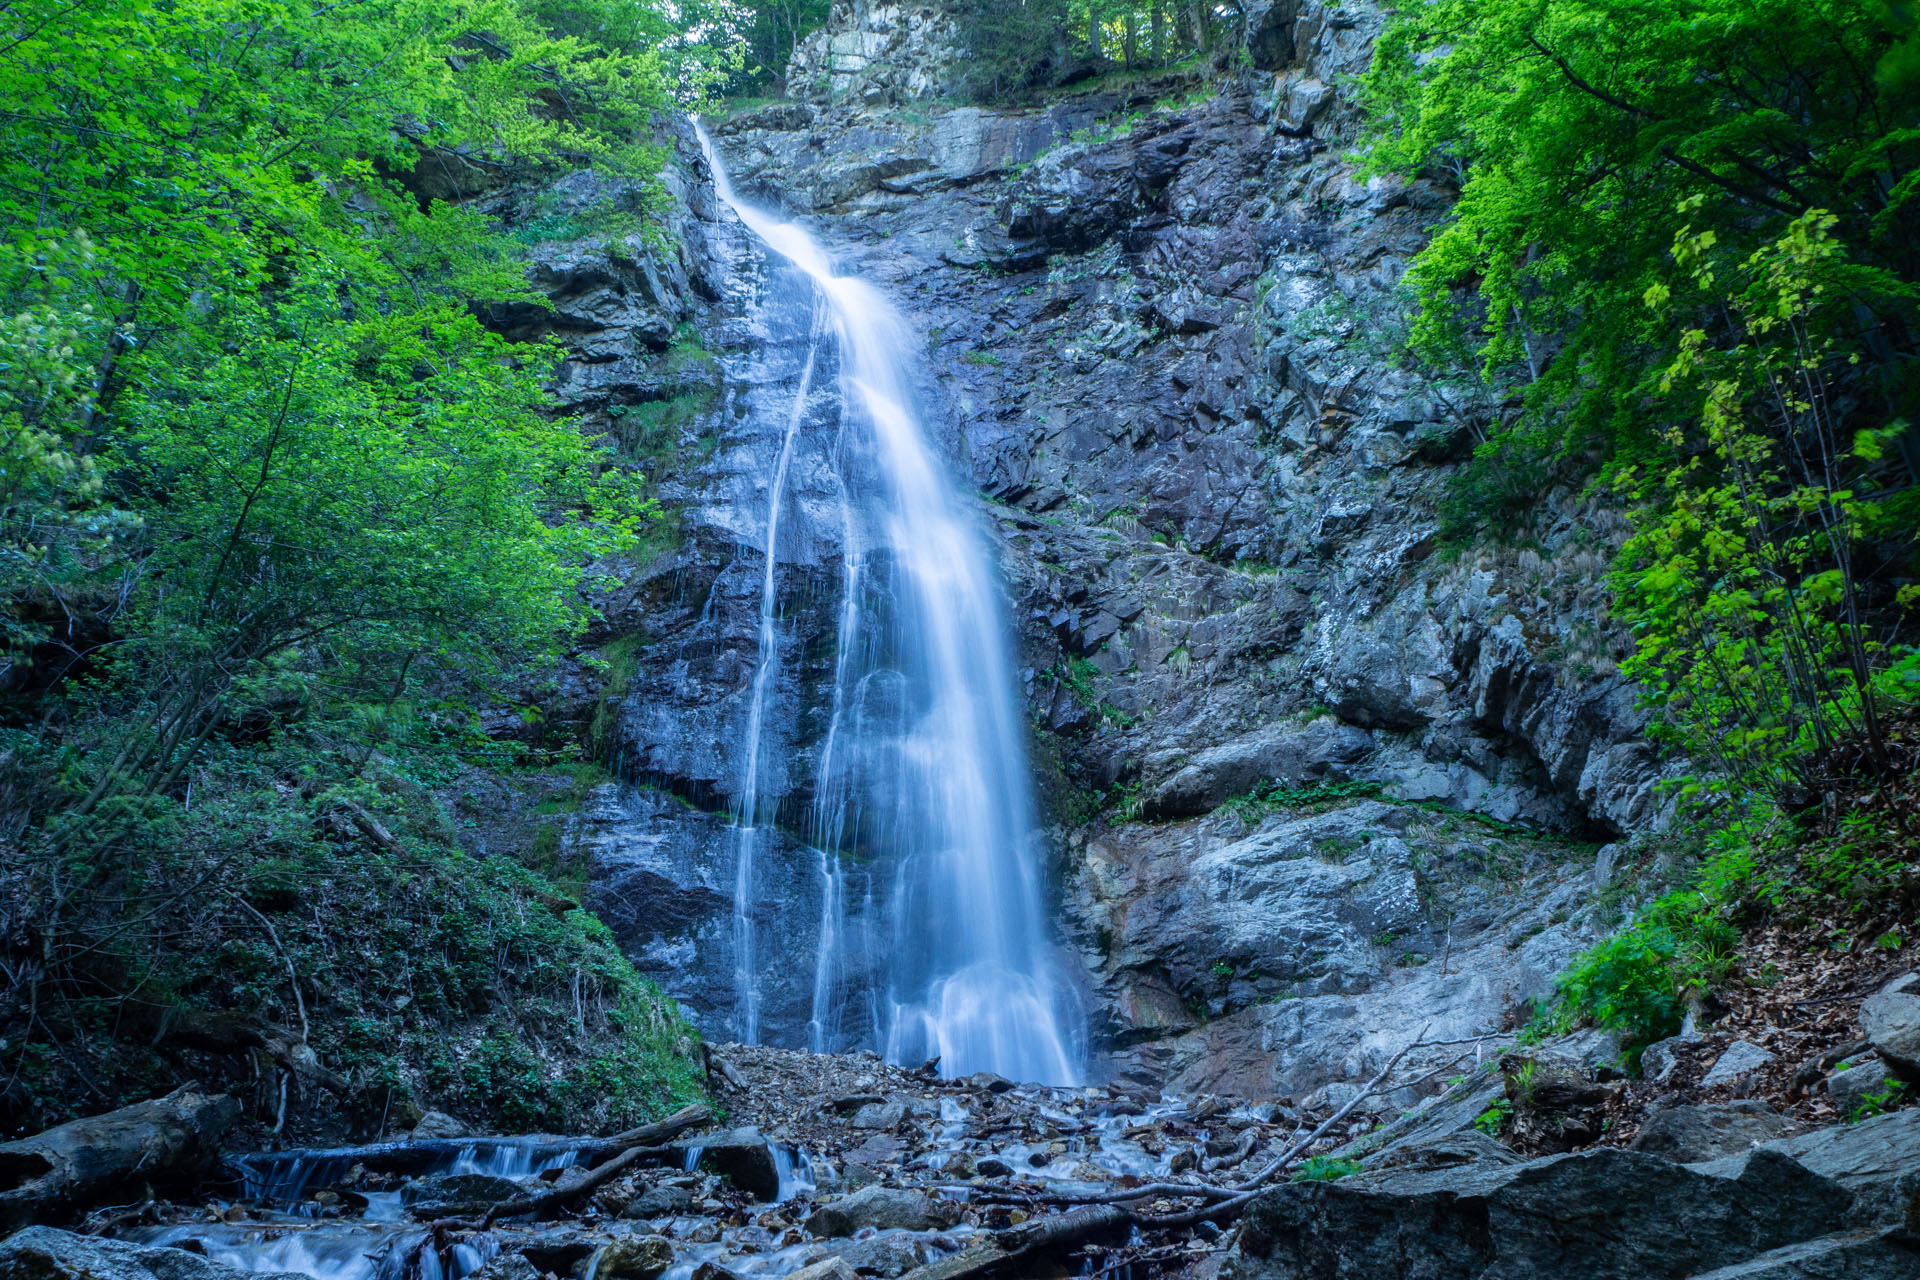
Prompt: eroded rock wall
<box><xmin>535</xmin><ymin>2</ymin><xmax>1678</xmax><ymax>1096</ymax></box>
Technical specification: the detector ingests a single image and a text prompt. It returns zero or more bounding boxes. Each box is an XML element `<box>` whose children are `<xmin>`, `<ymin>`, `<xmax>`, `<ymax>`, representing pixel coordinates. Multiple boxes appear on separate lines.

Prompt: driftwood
<box><xmin>0</xmin><ymin>1086</ymin><xmax>241</xmax><ymax>1230</ymax></box>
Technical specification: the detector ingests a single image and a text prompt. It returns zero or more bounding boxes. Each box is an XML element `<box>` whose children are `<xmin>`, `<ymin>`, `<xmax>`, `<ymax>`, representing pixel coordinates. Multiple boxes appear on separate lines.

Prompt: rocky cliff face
<box><xmin>529</xmin><ymin>1</ymin><xmax>1679</xmax><ymax>1096</ymax></box>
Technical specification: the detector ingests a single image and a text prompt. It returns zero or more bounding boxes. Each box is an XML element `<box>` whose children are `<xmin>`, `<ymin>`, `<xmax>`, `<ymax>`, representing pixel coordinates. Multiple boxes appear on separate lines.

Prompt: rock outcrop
<box><xmin>1225</xmin><ymin>1107</ymin><xmax>1920</xmax><ymax>1279</ymax></box>
<box><xmin>544</xmin><ymin>0</ymin><xmax>1681</xmax><ymax>1089</ymax></box>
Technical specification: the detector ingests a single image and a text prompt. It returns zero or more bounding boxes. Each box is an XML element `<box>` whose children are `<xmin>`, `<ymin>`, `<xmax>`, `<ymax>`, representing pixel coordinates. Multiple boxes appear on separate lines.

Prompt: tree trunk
<box><xmin>0</xmin><ymin>1087</ymin><xmax>241</xmax><ymax>1230</ymax></box>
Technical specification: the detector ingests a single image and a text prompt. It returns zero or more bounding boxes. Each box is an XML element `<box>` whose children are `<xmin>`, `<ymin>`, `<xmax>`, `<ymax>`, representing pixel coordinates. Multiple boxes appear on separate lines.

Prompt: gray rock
<box><xmin>1881</xmin><ymin>972</ymin><xmax>1919</xmax><ymax>997</ymax></box>
<box><xmin>849</xmin><ymin>1102</ymin><xmax>909</xmax><ymax>1130</ymax></box>
<box><xmin>1143</xmin><ymin>719</ymin><xmax>1374</xmax><ymax>817</ymax></box>
<box><xmin>1710</xmin><ymin>1107</ymin><xmax>1920</xmax><ymax>1230</ymax></box>
<box><xmin>593</xmin><ymin>1237</ymin><xmax>673</xmax><ymax>1280</ymax></box>
<box><xmin>0</xmin><ymin>1228</ymin><xmax>305</xmax><ymax>1280</ymax></box>
<box><xmin>806</xmin><ymin>1185</ymin><xmax>963</xmax><ymax>1237</ymax></box>
<box><xmin>783</xmin><ymin>1261</ymin><xmax>857</xmax><ymax>1280</ymax></box>
<box><xmin>679</xmin><ymin>1129</ymin><xmax>781</xmax><ymax>1202</ymax></box>
<box><xmin>1224</xmin><ymin>1146</ymin><xmax>1853</xmax><ymax>1280</ymax></box>
<box><xmin>400</xmin><ymin>1173</ymin><xmax>526</xmax><ymax>1219</ymax></box>
<box><xmin>623</xmin><ymin>1182</ymin><xmax>696</xmax><ymax>1219</ymax></box>
<box><xmin>1642</xmin><ymin>1035</ymin><xmax>1697</xmax><ymax>1085</ymax></box>
<box><xmin>474</xmin><ymin>1256</ymin><xmax>541</xmax><ymax>1280</ymax></box>
<box><xmin>1859</xmin><ymin>992</ymin><xmax>1920</xmax><ymax>1078</ymax></box>
<box><xmin>408</xmin><ymin>1110</ymin><xmax>469</xmax><ymax>1140</ymax></box>
<box><xmin>1827</xmin><ymin>1056</ymin><xmax>1901</xmax><ymax>1120</ymax></box>
<box><xmin>1702</xmin><ymin>1041</ymin><xmax>1778</xmax><ymax>1089</ymax></box>
<box><xmin>975</xmin><ymin>1157</ymin><xmax>1015</xmax><ymax>1178</ymax></box>
<box><xmin>1682</xmin><ymin>1231</ymin><xmax>1920</xmax><ymax>1279</ymax></box>
<box><xmin>832</xmin><ymin>1232</ymin><xmax>938</xmax><ymax>1277</ymax></box>
<box><xmin>1630</xmin><ymin>1102</ymin><xmax>1789</xmax><ymax>1164</ymax></box>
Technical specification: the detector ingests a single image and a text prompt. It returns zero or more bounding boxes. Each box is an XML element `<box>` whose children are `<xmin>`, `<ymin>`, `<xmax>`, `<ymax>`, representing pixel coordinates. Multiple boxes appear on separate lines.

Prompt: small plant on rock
<box><xmin>1291</xmin><ymin>1155</ymin><xmax>1363</xmax><ymax>1182</ymax></box>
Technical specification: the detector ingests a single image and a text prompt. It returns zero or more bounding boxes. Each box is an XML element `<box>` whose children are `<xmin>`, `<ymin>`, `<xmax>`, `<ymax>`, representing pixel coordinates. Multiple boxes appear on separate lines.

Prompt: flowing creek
<box><xmin>123</xmin><ymin>1048</ymin><xmax>1273</xmax><ymax>1280</ymax></box>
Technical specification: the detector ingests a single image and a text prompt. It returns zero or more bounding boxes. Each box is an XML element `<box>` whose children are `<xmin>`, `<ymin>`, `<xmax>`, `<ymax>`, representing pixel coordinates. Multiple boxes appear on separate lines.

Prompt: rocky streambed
<box><xmin>6</xmin><ymin>1025</ymin><xmax>1920</xmax><ymax>1280</ymax></box>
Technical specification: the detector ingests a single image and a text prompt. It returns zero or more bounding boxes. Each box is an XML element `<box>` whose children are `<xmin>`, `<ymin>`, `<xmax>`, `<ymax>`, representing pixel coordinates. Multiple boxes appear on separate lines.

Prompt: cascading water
<box><xmin>697</xmin><ymin>124</ymin><xmax>1083</xmax><ymax>1085</ymax></box>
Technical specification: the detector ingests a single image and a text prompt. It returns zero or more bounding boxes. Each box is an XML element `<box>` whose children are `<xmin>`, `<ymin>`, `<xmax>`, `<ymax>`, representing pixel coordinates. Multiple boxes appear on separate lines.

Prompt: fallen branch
<box><xmin>0</xmin><ymin>1087</ymin><xmax>241</xmax><ymax>1231</ymax></box>
<box><xmin>471</xmin><ymin>1141</ymin><xmax>670</xmax><ymax>1227</ymax></box>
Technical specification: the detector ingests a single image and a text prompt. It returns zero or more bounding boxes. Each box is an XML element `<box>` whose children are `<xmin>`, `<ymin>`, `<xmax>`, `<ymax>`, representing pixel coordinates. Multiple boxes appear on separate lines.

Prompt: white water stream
<box><xmin>697</xmin><ymin>124</ymin><xmax>1083</xmax><ymax>1086</ymax></box>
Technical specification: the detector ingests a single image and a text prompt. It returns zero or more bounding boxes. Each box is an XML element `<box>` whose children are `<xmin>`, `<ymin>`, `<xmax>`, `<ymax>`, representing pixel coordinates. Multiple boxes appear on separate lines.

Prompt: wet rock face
<box><xmin>541</xmin><ymin>0</ymin><xmax>1680</xmax><ymax>1086</ymax></box>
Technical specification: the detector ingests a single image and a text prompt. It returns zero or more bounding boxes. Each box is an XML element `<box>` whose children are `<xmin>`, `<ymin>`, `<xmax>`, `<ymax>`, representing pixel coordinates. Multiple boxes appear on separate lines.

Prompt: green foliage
<box><xmin>1360</xmin><ymin>0</ymin><xmax>1920</xmax><ymax>475</ymax></box>
<box><xmin>2</xmin><ymin>725</ymin><xmax>704</xmax><ymax>1135</ymax></box>
<box><xmin>1474</xmin><ymin>1098</ymin><xmax>1513</xmax><ymax>1135</ymax></box>
<box><xmin>1291</xmin><ymin>1155</ymin><xmax>1363</xmax><ymax>1182</ymax></box>
<box><xmin>1223</xmin><ymin>778</ymin><xmax>1384</xmax><ymax>821</ymax></box>
<box><xmin>1611</xmin><ymin>209</ymin><xmax>1917</xmax><ymax>794</ymax></box>
<box><xmin>950</xmin><ymin>0</ymin><xmax>1219</xmax><ymax>103</ymax></box>
<box><xmin>0</xmin><ymin>0</ymin><xmax>717</xmax><ymax>1132</ymax></box>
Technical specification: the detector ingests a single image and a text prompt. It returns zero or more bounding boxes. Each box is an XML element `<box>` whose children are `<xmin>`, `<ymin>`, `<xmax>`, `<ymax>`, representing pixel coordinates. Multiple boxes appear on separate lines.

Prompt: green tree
<box><xmin>1360</xmin><ymin>0</ymin><xmax>1920</xmax><ymax>487</ymax></box>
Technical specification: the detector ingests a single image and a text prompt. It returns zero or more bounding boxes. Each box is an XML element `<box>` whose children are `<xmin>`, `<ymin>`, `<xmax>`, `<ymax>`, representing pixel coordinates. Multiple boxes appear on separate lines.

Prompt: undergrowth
<box><xmin>0</xmin><ymin>708</ymin><xmax>705</xmax><ymax>1138</ymax></box>
<box><xmin>1527</xmin><ymin>739</ymin><xmax>1920</xmax><ymax>1067</ymax></box>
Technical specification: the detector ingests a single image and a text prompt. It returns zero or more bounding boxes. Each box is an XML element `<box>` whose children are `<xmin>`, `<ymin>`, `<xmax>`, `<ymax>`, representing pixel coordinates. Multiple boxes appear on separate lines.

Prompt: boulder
<box><xmin>677</xmin><ymin>1129</ymin><xmax>780</xmax><ymax>1202</ymax></box>
<box><xmin>806</xmin><ymin>1185</ymin><xmax>963</xmax><ymax>1237</ymax></box>
<box><xmin>409</xmin><ymin>1110</ymin><xmax>470</xmax><ymax>1140</ymax></box>
<box><xmin>1223</xmin><ymin>1146</ymin><xmax>1853</xmax><ymax>1280</ymax></box>
<box><xmin>834</xmin><ymin>1233</ymin><xmax>937</xmax><ymax>1277</ymax></box>
<box><xmin>1828</xmin><ymin>1056</ymin><xmax>1901</xmax><ymax>1119</ymax></box>
<box><xmin>1631</xmin><ymin>1102</ymin><xmax>1789</xmax><ymax>1164</ymax></box>
<box><xmin>623</xmin><ymin>1182</ymin><xmax>696</xmax><ymax>1219</ymax></box>
<box><xmin>0</xmin><ymin>1089</ymin><xmax>242</xmax><ymax>1231</ymax></box>
<box><xmin>0</xmin><ymin>1228</ymin><xmax>304</xmax><ymax>1280</ymax></box>
<box><xmin>1859</xmin><ymin>992</ymin><xmax>1920</xmax><ymax>1079</ymax></box>
<box><xmin>1682</xmin><ymin>1231</ymin><xmax>1920</xmax><ymax>1278</ymax></box>
<box><xmin>401</xmin><ymin>1173</ymin><xmax>527</xmax><ymax>1219</ymax></box>
<box><xmin>784</xmin><ymin>1261</ymin><xmax>857</xmax><ymax>1280</ymax></box>
<box><xmin>848</xmin><ymin>1102</ymin><xmax>908</xmax><ymax>1131</ymax></box>
<box><xmin>593</xmin><ymin>1236</ymin><xmax>673</xmax><ymax>1280</ymax></box>
<box><xmin>1701</xmin><ymin>1041</ymin><xmax>1776</xmax><ymax>1089</ymax></box>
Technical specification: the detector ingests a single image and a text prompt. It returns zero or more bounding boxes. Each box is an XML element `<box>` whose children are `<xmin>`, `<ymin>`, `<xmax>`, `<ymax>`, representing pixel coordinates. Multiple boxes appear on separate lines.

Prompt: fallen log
<box><xmin>0</xmin><ymin>1086</ymin><xmax>240</xmax><ymax>1231</ymax></box>
<box><xmin>228</xmin><ymin>1102</ymin><xmax>713</xmax><ymax>1193</ymax></box>
<box><xmin>896</xmin><ymin>1206</ymin><xmax>1132</xmax><ymax>1280</ymax></box>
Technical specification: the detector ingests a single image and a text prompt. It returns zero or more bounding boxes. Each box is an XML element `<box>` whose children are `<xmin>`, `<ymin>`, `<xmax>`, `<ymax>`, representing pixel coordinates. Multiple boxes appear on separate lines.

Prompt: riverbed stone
<box><xmin>593</xmin><ymin>1236</ymin><xmax>673</xmax><ymax>1280</ymax></box>
<box><xmin>678</xmin><ymin>1129</ymin><xmax>781</xmax><ymax>1201</ymax></box>
<box><xmin>401</xmin><ymin>1172</ymin><xmax>526</xmax><ymax>1219</ymax></box>
<box><xmin>806</xmin><ymin>1185</ymin><xmax>962</xmax><ymax>1237</ymax></box>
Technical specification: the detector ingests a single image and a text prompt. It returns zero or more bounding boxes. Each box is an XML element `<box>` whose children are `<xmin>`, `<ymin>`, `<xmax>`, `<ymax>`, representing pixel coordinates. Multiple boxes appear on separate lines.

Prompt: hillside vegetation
<box><xmin>0</xmin><ymin>0</ymin><xmax>732</xmax><ymax>1136</ymax></box>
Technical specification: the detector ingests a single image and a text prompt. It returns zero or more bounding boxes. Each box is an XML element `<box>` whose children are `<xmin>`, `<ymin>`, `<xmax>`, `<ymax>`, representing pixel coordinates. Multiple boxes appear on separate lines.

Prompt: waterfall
<box><xmin>697</xmin><ymin>124</ymin><xmax>1084</xmax><ymax>1085</ymax></box>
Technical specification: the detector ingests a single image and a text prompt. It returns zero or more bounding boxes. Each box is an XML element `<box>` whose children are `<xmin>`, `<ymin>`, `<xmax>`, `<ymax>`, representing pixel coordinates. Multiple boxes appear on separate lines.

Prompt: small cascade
<box><xmin>694</xmin><ymin>124</ymin><xmax>1085</xmax><ymax>1086</ymax></box>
